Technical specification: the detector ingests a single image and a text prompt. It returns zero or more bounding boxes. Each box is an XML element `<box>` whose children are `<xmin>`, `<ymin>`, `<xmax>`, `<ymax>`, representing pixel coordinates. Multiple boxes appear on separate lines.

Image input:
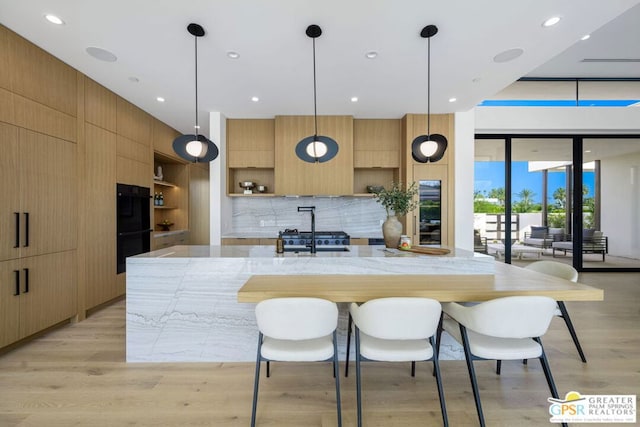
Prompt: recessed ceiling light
<box><xmin>449</xmin><ymin>97</ymin><xmax>457</xmax><ymax>103</ymax></box>
<box><xmin>86</xmin><ymin>46</ymin><xmax>117</xmax><ymax>62</ymax></box>
<box><xmin>581</xmin><ymin>34</ymin><xmax>591</xmax><ymax>41</ymax></box>
<box><xmin>351</xmin><ymin>97</ymin><xmax>358</xmax><ymax>102</ymax></box>
<box><xmin>227</xmin><ymin>51</ymin><xmax>240</xmax><ymax>59</ymax></box>
<box><xmin>585</xmin><ymin>150</ymin><xmax>592</xmax><ymax>153</ymax></box>
<box><xmin>251</xmin><ymin>96</ymin><xmax>259</xmax><ymax>102</ymax></box>
<box><xmin>542</xmin><ymin>16</ymin><xmax>561</xmax><ymax>27</ymax></box>
<box><xmin>493</xmin><ymin>48</ymin><xmax>524</xmax><ymax>63</ymax></box>
<box><xmin>44</xmin><ymin>14</ymin><xmax>64</xmax><ymax>25</ymax></box>
<box><xmin>365</xmin><ymin>51</ymin><xmax>378</xmax><ymax>59</ymax></box>
<box><xmin>156</xmin><ymin>97</ymin><xmax>165</xmax><ymax>102</ymax></box>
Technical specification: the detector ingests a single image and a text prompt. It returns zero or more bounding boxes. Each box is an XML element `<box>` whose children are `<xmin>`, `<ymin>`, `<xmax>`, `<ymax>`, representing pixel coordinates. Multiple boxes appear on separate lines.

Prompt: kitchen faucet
<box><xmin>297</xmin><ymin>206</ymin><xmax>316</xmax><ymax>254</ymax></box>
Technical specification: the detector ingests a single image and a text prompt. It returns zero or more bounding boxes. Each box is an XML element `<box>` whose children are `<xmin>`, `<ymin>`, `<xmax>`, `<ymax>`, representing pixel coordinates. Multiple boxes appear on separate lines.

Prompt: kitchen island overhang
<box><xmin>125</xmin><ymin>245</ymin><xmax>494</xmax><ymax>363</ymax></box>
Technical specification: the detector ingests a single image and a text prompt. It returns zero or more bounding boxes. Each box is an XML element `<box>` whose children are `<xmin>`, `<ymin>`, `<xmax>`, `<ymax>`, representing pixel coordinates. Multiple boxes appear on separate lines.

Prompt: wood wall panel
<box><xmin>84</xmin><ymin>78</ymin><xmax>116</xmax><ymax>131</ymax></box>
<box><xmin>117</xmin><ymin>156</ymin><xmax>151</xmax><ymax>188</ymax></box>
<box><xmin>117</xmin><ymin>134</ymin><xmax>150</xmax><ymax>164</ymax></box>
<box><xmin>275</xmin><ymin>115</ymin><xmax>353</xmax><ymax>195</ymax></box>
<box><xmin>188</xmin><ymin>165</ymin><xmax>210</xmax><ymax>245</ymax></box>
<box><xmin>0</xmin><ymin>259</ymin><xmax>21</xmax><ymax>346</ymax></box>
<box><xmin>152</xmin><ymin>119</ymin><xmax>180</xmax><ymax>160</ymax></box>
<box><xmin>0</xmin><ymin>88</ymin><xmax>14</xmax><ymax>126</ymax></box>
<box><xmin>13</xmin><ymin>94</ymin><xmax>76</xmax><ymax>142</ymax></box>
<box><xmin>0</xmin><ymin>26</ymin><xmax>11</xmax><ymax>91</ymax></box>
<box><xmin>116</xmin><ymin>97</ymin><xmax>152</xmax><ymax>145</ymax></box>
<box><xmin>84</xmin><ymin>124</ymin><xmax>117</xmax><ymax>309</ymax></box>
<box><xmin>7</xmin><ymin>29</ymin><xmax>76</xmax><ymax>116</ymax></box>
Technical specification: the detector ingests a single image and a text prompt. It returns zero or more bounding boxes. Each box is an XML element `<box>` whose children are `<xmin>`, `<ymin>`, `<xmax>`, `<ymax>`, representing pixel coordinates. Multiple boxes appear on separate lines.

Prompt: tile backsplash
<box><xmin>230</xmin><ymin>196</ymin><xmax>387</xmax><ymax>238</ymax></box>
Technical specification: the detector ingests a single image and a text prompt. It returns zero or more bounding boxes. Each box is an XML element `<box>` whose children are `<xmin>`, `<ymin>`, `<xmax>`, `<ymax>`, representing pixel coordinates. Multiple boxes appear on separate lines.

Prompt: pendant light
<box><xmin>295</xmin><ymin>24</ymin><xmax>339</xmax><ymax>163</ymax></box>
<box><xmin>173</xmin><ymin>23</ymin><xmax>219</xmax><ymax>163</ymax></box>
<box><xmin>411</xmin><ymin>25</ymin><xmax>448</xmax><ymax>163</ymax></box>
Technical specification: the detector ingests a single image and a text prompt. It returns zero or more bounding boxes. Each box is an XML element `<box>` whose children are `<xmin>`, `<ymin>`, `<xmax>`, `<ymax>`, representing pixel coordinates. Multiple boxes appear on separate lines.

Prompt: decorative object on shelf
<box><xmin>239</xmin><ymin>181</ymin><xmax>255</xmax><ymax>194</ymax></box>
<box><xmin>154</xmin><ymin>165</ymin><xmax>164</xmax><ymax>181</ymax></box>
<box><xmin>157</xmin><ymin>220</ymin><xmax>174</xmax><ymax>231</ymax></box>
<box><xmin>372</xmin><ymin>182</ymin><xmax>419</xmax><ymax>248</ymax></box>
<box><xmin>172</xmin><ymin>23</ymin><xmax>219</xmax><ymax>163</ymax></box>
<box><xmin>295</xmin><ymin>24</ymin><xmax>339</xmax><ymax>163</ymax></box>
<box><xmin>256</xmin><ymin>185</ymin><xmax>267</xmax><ymax>193</ymax></box>
<box><xmin>411</xmin><ymin>24</ymin><xmax>448</xmax><ymax>163</ymax></box>
<box><xmin>366</xmin><ymin>185</ymin><xmax>384</xmax><ymax>194</ymax></box>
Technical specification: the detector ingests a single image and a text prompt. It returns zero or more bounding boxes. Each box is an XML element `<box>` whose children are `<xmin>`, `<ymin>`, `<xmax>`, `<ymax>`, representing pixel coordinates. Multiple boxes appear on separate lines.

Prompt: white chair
<box><xmin>349</xmin><ymin>297</ymin><xmax>448</xmax><ymax>427</ymax></box>
<box><xmin>524</xmin><ymin>260</ymin><xmax>587</xmax><ymax>363</ymax></box>
<box><xmin>250</xmin><ymin>297</ymin><xmax>341</xmax><ymax>427</ymax></box>
<box><xmin>440</xmin><ymin>296</ymin><xmax>564</xmax><ymax>427</ymax></box>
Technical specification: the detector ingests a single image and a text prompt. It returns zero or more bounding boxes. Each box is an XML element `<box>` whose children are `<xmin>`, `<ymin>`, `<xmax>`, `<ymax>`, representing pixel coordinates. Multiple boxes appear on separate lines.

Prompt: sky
<box><xmin>475</xmin><ymin>161</ymin><xmax>595</xmax><ymax>204</ymax></box>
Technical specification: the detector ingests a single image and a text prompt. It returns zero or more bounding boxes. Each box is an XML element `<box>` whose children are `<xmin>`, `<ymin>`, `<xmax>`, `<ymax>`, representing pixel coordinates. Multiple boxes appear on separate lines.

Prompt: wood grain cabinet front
<box><xmin>0</xmin><ymin>250</ymin><xmax>77</xmax><ymax>349</ymax></box>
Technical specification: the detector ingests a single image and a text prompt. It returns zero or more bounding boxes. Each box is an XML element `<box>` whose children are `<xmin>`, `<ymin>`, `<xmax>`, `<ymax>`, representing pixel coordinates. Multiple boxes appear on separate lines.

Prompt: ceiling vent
<box><xmin>581</xmin><ymin>58</ymin><xmax>640</xmax><ymax>63</ymax></box>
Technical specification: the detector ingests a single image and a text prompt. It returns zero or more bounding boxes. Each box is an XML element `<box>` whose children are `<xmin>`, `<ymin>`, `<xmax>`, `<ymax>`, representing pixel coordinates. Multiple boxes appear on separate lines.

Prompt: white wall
<box><xmin>209</xmin><ymin>112</ymin><xmax>232</xmax><ymax>245</ymax></box>
<box><xmin>454</xmin><ymin>110</ymin><xmax>476</xmax><ymax>251</ymax></box>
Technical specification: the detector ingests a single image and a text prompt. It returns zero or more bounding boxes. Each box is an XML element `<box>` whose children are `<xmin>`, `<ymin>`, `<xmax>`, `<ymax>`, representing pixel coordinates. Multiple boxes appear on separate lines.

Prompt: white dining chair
<box><xmin>250</xmin><ymin>297</ymin><xmax>341</xmax><ymax>427</ymax></box>
<box><xmin>440</xmin><ymin>296</ymin><xmax>565</xmax><ymax>427</ymax></box>
<box><xmin>524</xmin><ymin>260</ymin><xmax>587</xmax><ymax>363</ymax></box>
<box><xmin>349</xmin><ymin>297</ymin><xmax>448</xmax><ymax>427</ymax></box>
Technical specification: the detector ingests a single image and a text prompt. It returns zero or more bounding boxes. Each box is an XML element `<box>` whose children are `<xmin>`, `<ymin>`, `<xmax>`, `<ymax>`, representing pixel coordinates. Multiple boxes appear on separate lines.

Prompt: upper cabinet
<box><xmin>275</xmin><ymin>115</ymin><xmax>353</xmax><ymax>195</ymax></box>
<box><xmin>227</xmin><ymin>119</ymin><xmax>275</xmax><ymax>195</ymax></box>
<box><xmin>353</xmin><ymin>119</ymin><xmax>401</xmax><ymax>195</ymax></box>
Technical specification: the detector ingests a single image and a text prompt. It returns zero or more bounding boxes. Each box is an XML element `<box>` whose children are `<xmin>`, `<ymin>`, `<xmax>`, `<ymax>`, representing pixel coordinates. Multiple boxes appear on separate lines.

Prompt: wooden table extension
<box><xmin>237</xmin><ymin>262</ymin><xmax>604</xmax><ymax>303</ymax></box>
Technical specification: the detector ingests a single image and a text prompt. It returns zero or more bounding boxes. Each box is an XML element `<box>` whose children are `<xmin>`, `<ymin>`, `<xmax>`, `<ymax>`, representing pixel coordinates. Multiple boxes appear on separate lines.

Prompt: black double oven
<box><xmin>116</xmin><ymin>183</ymin><xmax>152</xmax><ymax>274</ymax></box>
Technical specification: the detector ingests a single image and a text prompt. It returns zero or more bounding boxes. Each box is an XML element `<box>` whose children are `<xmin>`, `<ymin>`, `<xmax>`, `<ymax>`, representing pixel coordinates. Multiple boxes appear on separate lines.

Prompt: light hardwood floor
<box><xmin>0</xmin><ymin>271</ymin><xmax>638</xmax><ymax>426</ymax></box>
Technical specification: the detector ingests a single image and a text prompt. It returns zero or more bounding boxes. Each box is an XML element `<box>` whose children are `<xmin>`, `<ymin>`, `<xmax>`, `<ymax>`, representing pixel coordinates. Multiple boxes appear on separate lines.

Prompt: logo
<box><xmin>549</xmin><ymin>391</ymin><xmax>636</xmax><ymax>423</ymax></box>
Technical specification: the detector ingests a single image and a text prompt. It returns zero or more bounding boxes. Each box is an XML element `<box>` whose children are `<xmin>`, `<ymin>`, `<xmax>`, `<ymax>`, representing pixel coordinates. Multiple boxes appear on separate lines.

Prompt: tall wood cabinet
<box><xmin>0</xmin><ymin>122</ymin><xmax>78</xmax><ymax>348</ymax></box>
<box><xmin>353</xmin><ymin>119</ymin><xmax>401</xmax><ymax>195</ymax></box>
<box><xmin>275</xmin><ymin>115</ymin><xmax>353</xmax><ymax>195</ymax></box>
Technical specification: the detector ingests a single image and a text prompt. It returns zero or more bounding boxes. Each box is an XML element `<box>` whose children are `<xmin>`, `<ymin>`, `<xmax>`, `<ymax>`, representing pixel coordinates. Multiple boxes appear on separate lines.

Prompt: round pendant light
<box><xmin>411</xmin><ymin>24</ymin><xmax>448</xmax><ymax>163</ymax></box>
<box><xmin>295</xmin><ymin>24</ymin><xmax>339</xmax><ymax>164</ymax></box>
<box><xmin>172</xmin><ymin>23</ymin><xmax>219</xmax><ymax>163</ymax></box>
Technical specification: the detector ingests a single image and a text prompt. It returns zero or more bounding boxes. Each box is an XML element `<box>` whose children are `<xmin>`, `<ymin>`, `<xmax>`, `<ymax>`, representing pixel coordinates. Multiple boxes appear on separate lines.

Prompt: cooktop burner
<box><xmin>280</xmin><ymin>230</ymin><xmax>350</xmax><ymax>252</ymax></box>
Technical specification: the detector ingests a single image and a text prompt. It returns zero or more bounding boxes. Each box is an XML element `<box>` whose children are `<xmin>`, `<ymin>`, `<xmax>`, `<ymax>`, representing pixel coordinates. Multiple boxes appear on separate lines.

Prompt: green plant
<box><xmin>373</xmin><ymin>182</ymin><xmax>419</xmax><ymax>217</ymax></box>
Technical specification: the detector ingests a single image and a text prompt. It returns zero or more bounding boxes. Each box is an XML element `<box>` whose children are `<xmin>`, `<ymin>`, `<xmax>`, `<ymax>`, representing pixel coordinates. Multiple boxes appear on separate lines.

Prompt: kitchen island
<box><xmin>126</xmin><ymin>245</ymin><xmax>494</xmax><ymax>362</ymax></box>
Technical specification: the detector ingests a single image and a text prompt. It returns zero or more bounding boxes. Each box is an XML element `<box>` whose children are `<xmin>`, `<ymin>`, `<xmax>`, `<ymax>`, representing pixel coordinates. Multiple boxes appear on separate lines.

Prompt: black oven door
<box><xmin>117</xmin><ymin>229</ymin><xmax>151</xmax><ymax>274</ymax></box>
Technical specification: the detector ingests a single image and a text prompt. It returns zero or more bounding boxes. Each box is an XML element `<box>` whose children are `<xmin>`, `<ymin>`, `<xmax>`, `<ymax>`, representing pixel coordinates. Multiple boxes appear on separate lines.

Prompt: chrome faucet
<box><xmin>297</xmin><ymin>206</ymin><xmax>316</xmax><ymax>254</ymax></box>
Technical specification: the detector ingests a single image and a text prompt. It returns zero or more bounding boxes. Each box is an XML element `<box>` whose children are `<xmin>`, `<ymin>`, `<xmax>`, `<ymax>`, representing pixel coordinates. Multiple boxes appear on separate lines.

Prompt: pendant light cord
<box><xmin>194</xmin><ymin>33</ymin><xmax>199</xmax><ymax>140</ymax></box>
<box><xmin>427</xmin><ymin>35</ymin><xmax>431</xmax><ymax>140</ymax></box>
<box><xmin>312</xmin><ymin>36</ymin><xmax>318</xmax><ymax>139</ymax></box>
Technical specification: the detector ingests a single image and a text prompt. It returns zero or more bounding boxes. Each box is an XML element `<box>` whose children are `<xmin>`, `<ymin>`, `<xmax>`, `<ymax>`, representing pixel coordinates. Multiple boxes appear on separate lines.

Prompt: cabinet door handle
<box><xmin>14</xmin><ymin>270</ymin><xmax>20</xmax><ymax>296</ymax></box>
<box><xmin>23</xmin><ymin>268</ymin><xmax>29</xmax><ymax>293</ymax></box>
<box><xmin>24</xmin><ymin>212</ymin><xmax>30</xmax><ymax>247</ymax></box>
<box><xmin>14</xmin><ymin>212</ymin><xmax>20</xmax><ymax>248</ymax></box>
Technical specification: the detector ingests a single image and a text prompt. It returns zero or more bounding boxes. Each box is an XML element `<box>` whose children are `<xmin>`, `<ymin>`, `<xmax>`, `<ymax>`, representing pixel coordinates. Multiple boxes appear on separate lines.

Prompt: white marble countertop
<box><xmin>132</xmin><ymin>244</ymin><xmax>484</xmax><ymax>260</ymax></box>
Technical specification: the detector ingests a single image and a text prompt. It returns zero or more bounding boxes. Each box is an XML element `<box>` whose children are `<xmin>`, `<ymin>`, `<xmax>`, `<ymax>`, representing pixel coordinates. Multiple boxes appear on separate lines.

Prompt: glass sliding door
<box><xmin>581</xmin><ymin>138</ymin><xmax>640</xmax><ymax>269</ymax></box>
<box><xmin>474</xmin><ymin>139</ymin><xmax>507</xmax><ymax>261</ymax></box>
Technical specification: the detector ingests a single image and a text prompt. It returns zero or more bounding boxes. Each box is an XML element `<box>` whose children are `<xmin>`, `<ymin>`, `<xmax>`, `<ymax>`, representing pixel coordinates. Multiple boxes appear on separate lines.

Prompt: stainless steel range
<box><xmin>280</xmin><ymin>229</ymin><xmax>351</xmax><ymax>252</ymax></box>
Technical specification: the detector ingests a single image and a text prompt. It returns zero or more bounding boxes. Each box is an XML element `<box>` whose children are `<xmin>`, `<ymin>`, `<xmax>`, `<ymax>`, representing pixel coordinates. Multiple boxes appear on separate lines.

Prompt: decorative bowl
<box><xmin>366</xmin><ymin>185</ymin><xmax>384</xmax><ymax>194</ymax></box>
<box><xmin>157</xmin><ymin>222</ymin><xmax>174</xmax><ymax>231</ymax></box>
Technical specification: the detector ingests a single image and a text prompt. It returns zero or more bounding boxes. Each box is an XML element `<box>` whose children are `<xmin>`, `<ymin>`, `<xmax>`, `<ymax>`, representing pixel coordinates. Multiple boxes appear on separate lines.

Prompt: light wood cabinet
<box><xmin>0</xmin><ymin>124</ymin><xmax>77</xmax><ymax>261</ymax></box>
<box><xmin>275</xmin><ymin>115</ymin><xmax>353</xmax><ymax>195</ymax></box>
<box><xmin>84</xmin><ymin>123</ymin><xmax>117</xmax><ymax>310</ymax></box>
<box><xmin>0</xmin><ymin>250</ymin><xmax>77</xmax><ymax>348</ymax></box>
<box><xmin>227</xmin><ymin>119</ymin><xmax>276</xmax><ymax>195</ymax></box>
<box><xmin>153</xmin><ymin>230</ymin><xmax>190</xmax><ymax>250</ymax></box>
<box><xmin>353</xmin><ymin>119</ymin><xmax>401</xmax><ymax>195</ymax></box>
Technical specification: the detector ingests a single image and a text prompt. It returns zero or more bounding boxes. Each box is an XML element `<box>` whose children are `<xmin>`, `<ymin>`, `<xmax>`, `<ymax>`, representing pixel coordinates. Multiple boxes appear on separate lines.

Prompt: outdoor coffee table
<box><xmin>487</xmin><ymin>242</ymin><xmax>544</xmax><ymax>260</ymax></box>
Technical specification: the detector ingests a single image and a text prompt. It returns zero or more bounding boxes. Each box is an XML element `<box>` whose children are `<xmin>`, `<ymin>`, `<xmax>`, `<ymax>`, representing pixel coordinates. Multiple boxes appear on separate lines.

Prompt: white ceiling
<box><xmin>1</xmin><ymin>0</ymin><xmax>639</xmax><ymax>138</ymax></box>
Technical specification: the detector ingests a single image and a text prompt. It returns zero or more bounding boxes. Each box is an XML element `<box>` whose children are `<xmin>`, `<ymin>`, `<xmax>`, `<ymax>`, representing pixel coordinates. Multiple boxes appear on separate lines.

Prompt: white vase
<box><xmin>382</xmin><ymin>215</ymin><xmax>403</xmax><ymax>248</ymax></box>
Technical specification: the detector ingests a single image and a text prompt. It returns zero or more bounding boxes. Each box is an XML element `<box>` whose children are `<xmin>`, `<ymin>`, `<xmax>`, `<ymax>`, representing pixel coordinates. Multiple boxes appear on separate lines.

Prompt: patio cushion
<box><xmin>583</xmin><ymin>228</ymin><xmax>596</xmax><ymax>242</ymax></box>
<box><xmin>530</xmin><ymin>226</ymin><xmax>548</xmax><ymax>239</ymax></box>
